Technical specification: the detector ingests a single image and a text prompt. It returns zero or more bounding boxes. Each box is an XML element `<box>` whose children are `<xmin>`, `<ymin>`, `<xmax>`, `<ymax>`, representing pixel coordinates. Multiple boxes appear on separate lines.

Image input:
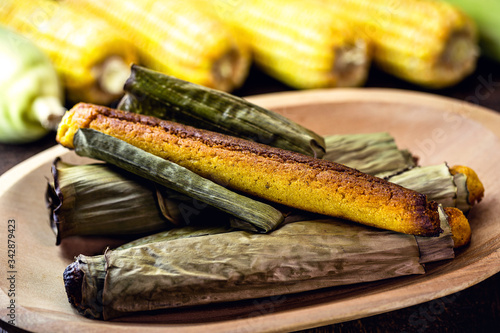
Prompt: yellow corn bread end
<box><xmin>444</xmin><ymin>207</ymin><xmax>471</xmax><ymax>248</ymax></box>
<box><xmin>450</xmin><ymin>165</ymin><xmax>485</xmax><ymax>205</ymax></box>
<box><xmin>56</xmin><ymin>103</ymin><xmax>99</xmax><ymax>149</ymax></box>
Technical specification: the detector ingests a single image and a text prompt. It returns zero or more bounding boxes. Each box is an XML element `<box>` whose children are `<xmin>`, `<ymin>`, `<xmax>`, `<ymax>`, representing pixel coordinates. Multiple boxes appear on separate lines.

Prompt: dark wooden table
<box><xmin>1</xmin><ymin>57</ymin><xmax>500</xmax><ymax>332</ymax></box>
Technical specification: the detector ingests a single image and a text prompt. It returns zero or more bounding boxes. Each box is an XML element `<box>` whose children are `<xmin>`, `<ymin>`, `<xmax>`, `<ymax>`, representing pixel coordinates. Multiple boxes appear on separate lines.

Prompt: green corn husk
<box><xmin>64</xmin><ymin>216</ymin><xmax>455</xmax><ymax>320</ymax></box>
<box><xmin>118</xmin><ymin>65</ymin><xmax>326</xmax><ymax>158</ymax></box>
<box><xmin>323</xmin><ymin>132</ymin><xmax>416</xmax><ymax>176</ymax></box>
<box><xmin>72</xmin><ymin>128</ymin><xmax>285</xmax><ymax>233</ymax></box>
<box><xmin>46</xmin><ymin>159</ymin><xmax>236</xmax><ymax>244</ymax></box>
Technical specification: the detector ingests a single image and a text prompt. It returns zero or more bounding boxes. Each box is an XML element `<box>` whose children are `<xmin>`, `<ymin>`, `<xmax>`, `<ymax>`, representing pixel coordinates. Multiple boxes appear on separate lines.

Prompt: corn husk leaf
<box><xmin>118</xmin><ymin>65</ymin><xmax>326</xmax><ymax>157</ymax></box>
<box><xmin>323</xmin><ymin>132</ymin><xmax>415</xmax><ymax>176</ymax></box>
<box><xmin>72</xmin><ymin>128</ymin><xmax>285</xmax><ymax>233</ymax></box>
<box><xmin>382</xmin><ymin>163</ymin><xmax>457</xmax><ymax>208</ymax></box>
<box><xmin>115</xmin><ymin>225</ymin><xmax>233</xmax><ymax>250</ymax></box>
<box><xmin>65</xmin><ymin>215</ymin><xmax>455</xmax><ymax>321</ymax></box>
<box><xmin>46</xmin><ymin>158</ymin><xmax>170</xmax><ymax>245</ymax></box>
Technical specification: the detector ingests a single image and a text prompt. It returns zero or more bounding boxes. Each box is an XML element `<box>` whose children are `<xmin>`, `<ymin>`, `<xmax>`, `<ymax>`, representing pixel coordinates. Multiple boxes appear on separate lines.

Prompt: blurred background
<box><xmin>1</xmin><ymin>0</ymin><xmax>499</xmax><ymax>332</ymax></box>
<box><xmin>1</xmin><ymin>0</ymin><xmax>500</xmax><ymax>168</ymax></box>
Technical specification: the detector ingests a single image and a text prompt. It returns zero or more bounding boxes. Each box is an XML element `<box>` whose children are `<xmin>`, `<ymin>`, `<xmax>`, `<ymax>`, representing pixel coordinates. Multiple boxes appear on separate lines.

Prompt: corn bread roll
<box><xmin>57</xmin><ymin>103</ymin><xmax>443</xmax><ymax>237</ymax></box>
<box><xmin>444</xmin><ymin>207</ymin><xmax>471</xmax><ymax>248</ymax></box>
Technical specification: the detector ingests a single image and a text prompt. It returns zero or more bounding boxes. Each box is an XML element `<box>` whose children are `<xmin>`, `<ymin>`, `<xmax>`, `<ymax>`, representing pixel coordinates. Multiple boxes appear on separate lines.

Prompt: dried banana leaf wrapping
<box><xmin>114</xmin><ymin>225</ymin><xmax>233</xmax><ymax>250</ymax></box>
<box><xmin>118</xmin><ymin>65</ymin><xmax>326</xmax><ymax>157</ymax></box>
<box><xmin>323</xmin><ymin>132</ymin><xmax>416</xmax><ymax>176</ymax></box>
<box><xmin>384</xmin><ymin>163</ymin><xmax>457</xmax><ymax>208</ymax></box>
<box><xmin>46</xmin><ymin>158</ymin><xmax>168</xmax><ymax>244</ymax></box>
<box><xmin>46</xmin><ymin>159</ymin><xmax>233</xmax><ymax>244</ymax></box>
<box><xmin>66</xmin><ymin>219</ymin><xmax>432</xmax><ymax>320</ymax></box>
<box><xmin>382</xmin><ymin>163</ymin><xmax>483</xmax><ymax>213</ymax></box>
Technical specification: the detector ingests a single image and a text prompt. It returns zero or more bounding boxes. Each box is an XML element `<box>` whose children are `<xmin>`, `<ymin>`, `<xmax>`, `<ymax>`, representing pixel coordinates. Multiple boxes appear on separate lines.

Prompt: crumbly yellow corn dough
<box><xmin>57</xmin><ymin>103</ymin><xmax>444</xmax><ymax>236</ymax></box>
<box><xmin>444</xmin><ymin>207</ymin><xmax>471</xmax><ymax>248</ymax></box>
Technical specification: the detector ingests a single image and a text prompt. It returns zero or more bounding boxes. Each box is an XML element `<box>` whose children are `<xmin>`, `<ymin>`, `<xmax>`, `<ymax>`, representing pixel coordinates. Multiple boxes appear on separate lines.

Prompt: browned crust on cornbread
<box><xmin>57</xmin><ymin>103</ymin><xmax>442</xmax><ymax>236</ymax></box>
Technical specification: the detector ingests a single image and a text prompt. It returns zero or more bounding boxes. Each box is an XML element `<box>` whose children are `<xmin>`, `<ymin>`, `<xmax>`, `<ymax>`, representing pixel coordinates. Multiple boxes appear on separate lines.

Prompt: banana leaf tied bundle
<box><xmin>57</xmin><ymin>103</ymin><xmax>456</xmax><ymax>237</ymax></box>
<box><xmin>323</xmin><ymin>132</ymin><xmax>484</xmax><ymax>213</ymax></box>
<box><xmin>64</xmin><ymin>215</ymin><xmax>454</xmax><ymax>321</ymax></box>
<box><xmin>118</xmin><ymin>65</ymin><xmax>326</xmax><ymax>158</ymax></box>
<box><xmin>51</xmin><ymin>64</ymin><xmax>485</xmax><ymax>320</ymax></box>
<box><xmin>46</xmin><ymin>158</ymin><xmax>167</xmax><ymax>245</ymax></box>
<box><xmin>45</xmin><ymin>159</ymin><xmax>238</xmax><ymax>245</ymax></box>
<box><xmin>323</xmin><ymin>132</ymin><xmax>417</xmax><ymax>176</ymax></box>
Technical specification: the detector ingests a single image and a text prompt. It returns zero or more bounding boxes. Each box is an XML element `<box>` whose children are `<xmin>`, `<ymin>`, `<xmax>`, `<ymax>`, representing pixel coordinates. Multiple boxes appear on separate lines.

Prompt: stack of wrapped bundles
<box><xmin>50</xmin><ymin>67</ymin><xmax>484</xmax><ymax>321</ymax></box>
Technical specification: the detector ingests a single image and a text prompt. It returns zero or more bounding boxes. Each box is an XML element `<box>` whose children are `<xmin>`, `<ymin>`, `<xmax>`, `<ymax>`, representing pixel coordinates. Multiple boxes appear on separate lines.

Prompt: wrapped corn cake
<box><xmin>56</xmin><ymin>103</ymin><xmax>448</xmax><ymax>237</ymax></box>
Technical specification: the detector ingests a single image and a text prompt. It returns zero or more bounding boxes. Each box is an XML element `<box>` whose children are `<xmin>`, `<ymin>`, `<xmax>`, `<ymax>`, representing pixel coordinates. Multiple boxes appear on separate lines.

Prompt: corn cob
<box><xmin>0</xmin><ymin>0</ymin><xmax>138</xmax><ymax>105</ymax></box>
<box><xmin>0</xmin><ymin>26</ymin><xmax>65</xmax><ymax>143</ymax></box>
<box><xmin>205</xmin><ymin>0</ymin><xmax>371</xmax><ymax>88</ymax></box>
<box><xmin>320</xmin><ymin>0</ymin><xmax>479</xmax><ymax>88</ymax></box>
<box><xmin>443</xmin><ymin>0</ymin><xmax>500</xmax><ymax>61</ymax></box>
<box><xmin>70</xmin><ymin>0</ymin><xmax>250</xmax><ymax>92</ymax></box>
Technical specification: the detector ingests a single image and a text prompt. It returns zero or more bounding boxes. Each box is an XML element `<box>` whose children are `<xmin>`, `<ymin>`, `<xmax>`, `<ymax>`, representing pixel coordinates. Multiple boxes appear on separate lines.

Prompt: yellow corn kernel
<box><xmin>71</xmin><ymin>0</ymin><xmax>251</xmax><ymax>92</ymax></box>
<box><xmin>321</xmin><ymin>0</ymin><xmax>479</xmax><ymax>88</ymax></box>
<box><xmin>207</xmin><ymin>0</ymin><xmax>372</xmax><ymax>89</ymax></box>
<box><xmin>0</xmin><ymin>0</ymin><xmax>138</xmax><ymax>104</ymax></box>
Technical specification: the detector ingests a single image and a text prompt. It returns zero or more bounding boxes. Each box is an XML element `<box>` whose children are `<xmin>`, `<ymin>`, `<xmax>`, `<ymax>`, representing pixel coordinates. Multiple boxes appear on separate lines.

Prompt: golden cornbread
<box><xmin>57</xmin><ymin>103</ymin><xmax>442</xmax><ymax>236</ymax></box>
<box><xmin>444</xmin><ymin>207</ymin><xmax>471</xmax><ymax>248</ymax></box>
<box><xmin>450</xmin><ymin>165</ymin><xmax>485</xmax><ymax>205</ymax></box>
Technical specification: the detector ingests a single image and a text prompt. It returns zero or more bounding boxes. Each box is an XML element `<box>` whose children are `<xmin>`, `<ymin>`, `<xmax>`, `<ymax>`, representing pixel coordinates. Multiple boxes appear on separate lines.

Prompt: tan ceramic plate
<box><xmin>1</xmin><ymin>89</ymin><xmax>500</xmax><ymax>332</ymax></box>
